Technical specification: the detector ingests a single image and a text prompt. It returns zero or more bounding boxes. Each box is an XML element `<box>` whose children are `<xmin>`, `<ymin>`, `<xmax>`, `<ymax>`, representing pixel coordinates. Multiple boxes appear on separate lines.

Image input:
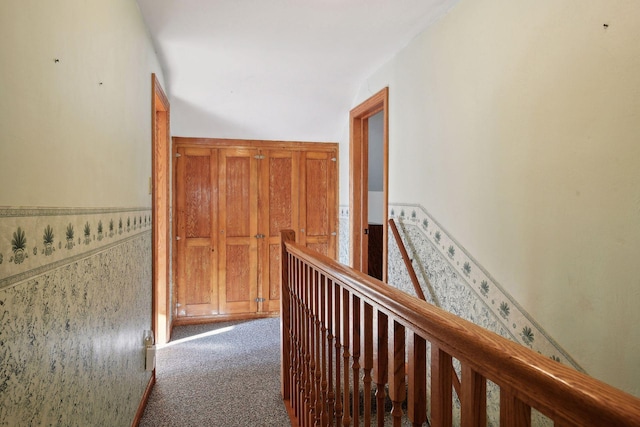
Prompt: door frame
<box><xmin>151</xmin><ymin>74</ymin><xmax>171</xmax><ymax>344</ymax></box>
<box><xmin>349</xmin><ymin>87</ymin><xmax>389</xmax><ymax>281</ymax></box>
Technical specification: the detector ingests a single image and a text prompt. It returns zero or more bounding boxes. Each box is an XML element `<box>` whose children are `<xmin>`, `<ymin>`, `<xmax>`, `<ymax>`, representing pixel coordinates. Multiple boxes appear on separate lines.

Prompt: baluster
<box><xmin>388</xmin><ymin>320</ymin><xmax>406</xmax><ymax>427</ymax></box>
<box><xmin>373</xmin><ymin>310</ymin><xmax>388</xmax><ymax>427</ymax></box>
<box><xmin>313</xmin><ymin>271</ymin><xmax>322</xmax><ymax>427</ymax></box>
<box><xmin>326</xmin><ymin>279</ymin><xmax>336</xmax><ymax>425</ymax></box>
<box><xmin>333</xmin><ymin>282</ymin><xmax>343</xmax><ymax>425</ymax></box>
<box><xmin>298</xmin><ymin>262</ymin><xmax>307</xmax><ymax>426</ymax></box>
<box><xmin>431</xmin><ymin>344</ymin><xmax>453</xmax><ymax>427</ymax></box>
<box><xmin>298</xmin><ymin>260</ymin><xmax>306</xmax><ymax>423</ymax></box>
<box><xmin>296</xmin><ymin>264</ymin><xmax>304</xmax><ymax>425</ymax></box>
<box><xmin>304</xmin><ymin>265</ymin><xmax>314</xmax><ymax>427</ymax></box>
<box><xmin>307</xmin><ymin>268</ymin><xmax>318</xmax><ymax>426</ymax></box>
<box><xmin>500</xmin><ymin>388</ymin><xmax>531</xmax><ymax>427</ymax></box>
<box><xmin>318</xmin><ymin>274</ymin><xmax>329</xmax><ymax>426</ymax></box>
<box><xmin>362</xmin><ymin>302</ymin><xmax>374</xmax><ymax>426</ymax></box>
<box><xmin>341</xmin><ymin>288</ymin><xmax>352</xmax><ymax>427</ymax></box>
<box><xmin>280</xmin><ymin>233</ymin><xmax>293</xmax><ymax>403</ymax></box>
<box><xmin>461</xmin><ymin>365</ymin><xmax>486</xmax><ymax>427</ymax></box>
<box><xmin>291</xmin><ymin>257</ymin><xmax>301</xmax><ymax>420</ymax></box>
<box><xmin>408</xmin><ymin>332</ymin><xmax>427</xmax><ymax>427</ymax></box>
<box><xmin>351</xmin><ymin>295</ymin><xmax>361</xmax><ymax>427</ymax></box>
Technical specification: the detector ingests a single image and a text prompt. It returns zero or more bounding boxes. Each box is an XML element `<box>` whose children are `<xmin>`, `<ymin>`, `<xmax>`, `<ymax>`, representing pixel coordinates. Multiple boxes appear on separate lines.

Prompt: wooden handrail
<box><xmin>388</xmin><ymin>218</ymin><xmax>426</xmax><ymax>301</ymax></box>
<box><xmin>389</xmin><ymin>218</ymin><xmax>462</xmax><ymax>398</ymax></box>
<box><xmin>280</xmin><ymin>230</ymin><xmax>640</xmax><ymax>426</ymax></box>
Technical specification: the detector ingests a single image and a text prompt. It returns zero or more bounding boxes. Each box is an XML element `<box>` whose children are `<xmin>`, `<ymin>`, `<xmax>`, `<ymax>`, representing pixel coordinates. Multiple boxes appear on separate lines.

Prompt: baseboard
<box><xmin>172</xmin><ymin>312</ymin><xmax>279</xmax><ymax>327</ymax></box>
<box><xmin>131</xmin><ymin>372</ymin><xmax>155</xmax><ymax>427</ymax></box>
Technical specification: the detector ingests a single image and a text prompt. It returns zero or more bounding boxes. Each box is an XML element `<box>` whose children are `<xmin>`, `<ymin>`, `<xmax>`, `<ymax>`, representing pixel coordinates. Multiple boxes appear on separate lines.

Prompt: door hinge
<box><xmin>331</xmin><ymin>157</ymin><xmax>337</xmax><ymax>162</ymax></box>
<box><xmin>255</xmin><ymin>297</ymin><xmax>266</xmax><ymax>303</ymax></box>
<box><xmin>176</xmin><ymin>236</ymin><xmax>181</xmax><ymax>240</ymax></box>
<box><xmin>254</xmin><ymin>154</ymin><xmax>265</xmax><ymax>160</ymax></box>
<box><xmin>175</xmin><ymin>152</ymin><xmax>182</xmax><ymax>158</ymax></box>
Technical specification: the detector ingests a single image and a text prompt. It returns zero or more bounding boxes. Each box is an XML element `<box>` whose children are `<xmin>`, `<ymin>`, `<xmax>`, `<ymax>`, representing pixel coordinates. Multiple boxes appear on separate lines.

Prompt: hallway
<box><xmin>140</xmin><ymin>318</ymin><xmax>290</xmax><ymax>426</ymax></box>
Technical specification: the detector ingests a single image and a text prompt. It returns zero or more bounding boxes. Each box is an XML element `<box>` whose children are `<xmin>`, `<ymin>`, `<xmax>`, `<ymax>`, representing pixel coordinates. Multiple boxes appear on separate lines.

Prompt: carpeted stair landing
<box><xmin>139</xmin><ymin>317</ymin><xmax>291</xmax><ymax>426</ymax></box>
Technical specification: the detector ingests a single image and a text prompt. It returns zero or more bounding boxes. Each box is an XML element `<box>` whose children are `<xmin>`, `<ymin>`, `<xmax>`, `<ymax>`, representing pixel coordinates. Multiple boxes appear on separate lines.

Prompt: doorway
<box><xmin>152</xmin><ymin>74</ymin><xmax>170</xmax><ymax>344</ymax></box>
<box><xmin>349</xmin><ymin>87</ymin><xmax>389</xmax><ymax>281</ymax></box>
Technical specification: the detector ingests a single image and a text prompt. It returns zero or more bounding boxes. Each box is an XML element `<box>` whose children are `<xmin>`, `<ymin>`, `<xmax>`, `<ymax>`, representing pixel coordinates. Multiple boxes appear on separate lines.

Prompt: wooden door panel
<box><xmin>259</xmin><ymin>150</ymin><xmax>299</xmax><ymax>313</ymax></box>
<box><xmin>184</xmin><ymin>155</ymin><xmax>212</xmax><ymax>238</ymax></box>
<box><xmin>219</xmin><ymin>148</ymin><xmax>258</xmax><ymax>315</ymax></box>
<box><xmin>268</xmin><ymin>244</ymin><xmax>280</xmax><ymax>300</ymax></box>
<box><xmin>185</xmin><ymin>246</ymin><xmax>209</xmax><ymax>304</ymax></box>
<box><xmin>175</xmin><ymin>147</ymin><xmax>218</xmax><ymax>319</ymax></box>
<box><xmin>305</xmin><ymin>157</ymin><xmax>329</xmax><ymax>236</ymax></box>
<box><xmin>174</xmin><ymin>139</ymin><xmax>338</xmax><ymax>321</ymax></box>
<box><xmin>225</xmin><ymin>244</ymin><xmax>251</xmax><ymax>302</ymax></box>
<box><xmin>305</xmin><ymin>240</ymin><xmax>329</xmax><ymax>257</ymax></box>
<box><xmin>300</xmin><ymin>150</ymin><xmax>337</xmax><ymax>259</ymax></box>
<box><xmin>225</xmin><ymin>156</ymin><xmax>252</xmax><ymax>237</ymax></box>
<box><xmin>185</xmin><ymin>240</ymin><xmax>212</xmax><ymax>307</ymax></box>
<box><xmin>268</xmin><ymin>155</ymin><xmax>296</xmax><ymax>235</ymax></box>
<box><xmin>262</xmin><ymin>241</ymin><xmax>283</xmax><ymax>313</ymax></box>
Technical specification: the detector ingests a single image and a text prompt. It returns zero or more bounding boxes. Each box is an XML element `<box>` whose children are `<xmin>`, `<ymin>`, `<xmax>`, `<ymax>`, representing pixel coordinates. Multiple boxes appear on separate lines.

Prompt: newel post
<box><xmin>280</xmin><ymin>230</ymin><xmax>296</xmax><ymax>400</ymax></box>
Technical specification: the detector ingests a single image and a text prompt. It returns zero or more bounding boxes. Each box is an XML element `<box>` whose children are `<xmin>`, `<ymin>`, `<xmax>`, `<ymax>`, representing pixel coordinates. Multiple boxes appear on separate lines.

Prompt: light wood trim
<box><xmin>172</xmin><ymin>136</ymin><xmax>337</xmax><ymax>152</ymax></box>
<box><xmin>349</xmin><ymin>87</ymin><xmax>389</xmax><ymax>281</ymax></box>
<box><xmin>174</xmin><ymin>146</ymin><xmax>185</xmax><ymax>318</ymax></box>
<box><xmin>151</xmin><ymin>74</ymin><xmax>171</xmax><ymax>344</ymax></box>
<box><xmin>172</xmin><ymin>311</ymin><xmax>279</xmax><ymax>326</ymax></box>
<box><xmin>327</xmin><ymin>148</ymin><xmax>339</xmax><ymax>259</ymax></box>
<box><xmin>281</xmin><ymin>233</ymin><xmax>640</xmax><ymax>427</ymax></box>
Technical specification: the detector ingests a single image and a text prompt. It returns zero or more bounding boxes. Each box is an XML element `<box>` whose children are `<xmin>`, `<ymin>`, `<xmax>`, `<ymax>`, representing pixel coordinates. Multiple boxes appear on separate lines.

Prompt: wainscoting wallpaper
<box><xmin>338</xmin><ymin>203</ymin><xmax>583</xmax><ymax>425</ymax></box>
<box><xmin>0</xmin><ymin>207</ymin><xmax>152</xmax><ymax>427</ymax></box>
<box><xmin>338</xmin><ymin>206</ymin><xmax>350</xmax><ymax>266</ymax></box>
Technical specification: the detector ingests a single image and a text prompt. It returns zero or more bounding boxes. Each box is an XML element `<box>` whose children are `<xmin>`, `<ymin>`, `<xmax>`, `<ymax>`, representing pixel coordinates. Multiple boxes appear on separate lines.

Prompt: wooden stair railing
<box><xmin>388</xmin><ymin>218</ymin><xmax>427</xmax><ymax>301</ymax></box>
<box><xmin>389</xmin><ymin>218</ymin><xmax>462</xmax><ymax>399</ymax></box>
<box><xmin>280</xmin><ymin>230</ymin><xmax>640</xmax><ymax>427</ymax></box>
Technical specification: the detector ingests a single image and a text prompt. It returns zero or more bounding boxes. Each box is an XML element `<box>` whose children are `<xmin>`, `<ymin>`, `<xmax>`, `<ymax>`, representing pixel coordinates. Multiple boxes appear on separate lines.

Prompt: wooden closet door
<box><xmin>258</xmin><ymin>150</ymin><xmax>300</xmax><ymax>313</ymax></box>
<box><xmin>218</xmin><ymin>148</ymin><xmax>259</xmax><ymax>314</ymax></box>
<box><xmin>175</xmin><ymin>147</ymin><xmax>219</xmax><ymax>318</ymax></box>
<box><xmin>299</xmin><ymin>150</ymin><xmax>338</xmax><ymax>258</ymax></box>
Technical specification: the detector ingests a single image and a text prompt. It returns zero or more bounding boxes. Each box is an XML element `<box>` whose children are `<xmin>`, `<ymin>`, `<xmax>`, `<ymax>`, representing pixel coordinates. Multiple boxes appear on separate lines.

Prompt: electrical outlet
<box><xmin>144</xmin><ymin>330</ymin><xmax>155</xmax><ymax>371</ymax></box>
<box><xmin>145</xmin><ymin>345</ymin><xmax>156</xmax><ymax>371</ymax></box>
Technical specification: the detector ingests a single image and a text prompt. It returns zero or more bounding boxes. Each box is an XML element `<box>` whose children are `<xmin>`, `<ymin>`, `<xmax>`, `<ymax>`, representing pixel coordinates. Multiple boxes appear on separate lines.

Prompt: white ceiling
<box><xmin>136</xmin><ymin>0</ymin><xmax>459</xmax><ymax>142</ymax></box>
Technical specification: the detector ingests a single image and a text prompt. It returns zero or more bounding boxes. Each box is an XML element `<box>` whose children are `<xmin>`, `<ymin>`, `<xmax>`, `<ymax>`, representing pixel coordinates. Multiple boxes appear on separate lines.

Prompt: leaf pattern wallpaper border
<box><xmin>0</xmin><ymin>207</ymin><xmax>152</xmax><ymax>289</ymax></box>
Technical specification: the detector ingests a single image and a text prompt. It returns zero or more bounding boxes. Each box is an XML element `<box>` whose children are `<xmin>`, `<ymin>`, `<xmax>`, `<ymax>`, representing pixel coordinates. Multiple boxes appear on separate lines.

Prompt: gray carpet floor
<box><xmin>139</xmin><ymin>317</ymin><xmax>291</xmax><ymax>427</ymax></box>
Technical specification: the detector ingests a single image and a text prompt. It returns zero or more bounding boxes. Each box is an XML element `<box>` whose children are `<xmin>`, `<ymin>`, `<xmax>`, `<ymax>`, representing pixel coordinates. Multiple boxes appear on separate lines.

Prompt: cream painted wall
<box><xmin>0</xmin><ymin>1</ymin><xmax>166</xmax><ymax>424</ymax></box>
<box><xmin>345</xmin><ymin>0</ymin><xmax>640</xmax><ymax>396</ymax></box>
<box><xmin>0</xmin><ymin>0</ymin><xmax>165</xmax><ymax>207</ymax></box>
